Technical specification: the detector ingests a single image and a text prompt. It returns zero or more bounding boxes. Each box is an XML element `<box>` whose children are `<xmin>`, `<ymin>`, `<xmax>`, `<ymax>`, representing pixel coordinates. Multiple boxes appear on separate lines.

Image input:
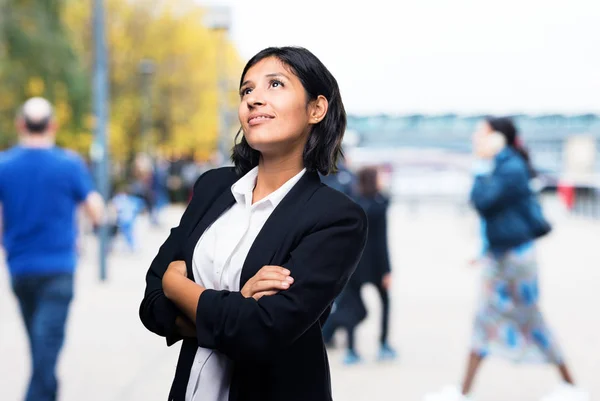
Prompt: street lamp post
<box><xmin>203</xmin><ymin>6</ymin><xmax>232</xmax><ymax>162</ymax></box>
<box><xmin>92</xmin><ymin>0</ymin><xmax>110</xmax><ymax>281</ymax></box>
<box><xmin>139</xmin><ymin>59</ymin><xmax>155</xmax><ymax>156</ymax></box>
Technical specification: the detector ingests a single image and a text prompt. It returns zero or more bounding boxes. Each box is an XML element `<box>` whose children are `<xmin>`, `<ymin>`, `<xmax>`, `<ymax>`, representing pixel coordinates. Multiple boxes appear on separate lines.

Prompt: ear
<box><xmin>15</xmin><ymin>118</ymin><xmax>26</xmax><ymax>134</ymax></box>
<box><xmin>308</xmin><ymin>95</ymin><xmax>328</xmax><ymax>125</ymax></box>
<box><xmin>48</xmin><ymin>120</ymin><xmax>59</xmax><ymax>135</ymax></box>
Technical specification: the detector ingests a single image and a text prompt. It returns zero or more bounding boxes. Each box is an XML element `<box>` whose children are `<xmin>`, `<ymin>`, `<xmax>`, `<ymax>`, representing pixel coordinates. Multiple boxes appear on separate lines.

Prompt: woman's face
<box><xmin>238</xmin><ymin>57</ymin><xmax>315</xmax><ymax>157</ymax></box>
<box><xmin>472</xmin><ymin>120</ymin><xmax>493</xmax><ymax>148</ymax></box>
<box><xmin>473</xmin><ymin>121</ymin><xmax>493</xmax><ymax>139</ymax></box>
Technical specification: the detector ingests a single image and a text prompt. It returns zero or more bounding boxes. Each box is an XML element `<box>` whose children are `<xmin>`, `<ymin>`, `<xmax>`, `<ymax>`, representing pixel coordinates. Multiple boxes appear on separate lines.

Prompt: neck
<box><xmin>20</xmin><ymin>134</ymin><xmax>54</xmax><ymax>148</ymax></box>
<box><xmin>253</xmin><ymin>152</ymin><xmax>304</xmax><ymax>204</ymax></box>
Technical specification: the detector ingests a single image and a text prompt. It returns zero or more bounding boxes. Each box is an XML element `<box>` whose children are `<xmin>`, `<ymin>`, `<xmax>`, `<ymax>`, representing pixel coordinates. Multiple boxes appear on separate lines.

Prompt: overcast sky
<box><xmin>199</xmin><ymin>0</ymin><xmax>600</xmax><ymax>115</ymax></box>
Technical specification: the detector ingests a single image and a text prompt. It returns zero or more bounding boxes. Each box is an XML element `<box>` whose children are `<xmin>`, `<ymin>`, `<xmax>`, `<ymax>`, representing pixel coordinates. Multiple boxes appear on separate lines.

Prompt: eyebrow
<box><xmin>240</xmin><ymin>72</ymin><xmax>291</xmax><ymax>88</ymax></box>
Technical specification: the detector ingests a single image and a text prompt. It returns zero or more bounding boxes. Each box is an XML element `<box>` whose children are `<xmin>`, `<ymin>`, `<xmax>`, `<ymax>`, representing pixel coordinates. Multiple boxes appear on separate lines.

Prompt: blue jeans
<box><xmin>11</xmin><ymin>273</ymin><xmax>74</xmax><ymax>401</ymax></box>
<box><xmin>119</xmin><ymin>221</ymin><xmax>136</xmax><ymax>250</ymax></box>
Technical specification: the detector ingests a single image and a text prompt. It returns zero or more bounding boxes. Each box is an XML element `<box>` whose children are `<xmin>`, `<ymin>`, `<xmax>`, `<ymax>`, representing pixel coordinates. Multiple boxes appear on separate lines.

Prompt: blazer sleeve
<box><xmin>139</xmin><ymin>172</ymin><xmax>206</xmax><ymax>346</ymax></box>
<box><xmin>470</xmin><ymin>161</ymin><xmax>529</xmax><ymax>216</ymax></box>
<box><xmin>194</xmin><ymin>199</ymin><xmax>368</xmax><ymax>362</ymax></box>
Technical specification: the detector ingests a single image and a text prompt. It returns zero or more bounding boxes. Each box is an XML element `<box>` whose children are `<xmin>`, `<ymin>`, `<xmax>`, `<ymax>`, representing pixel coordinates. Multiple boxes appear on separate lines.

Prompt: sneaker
<box><xmin>423</xmin><ymin>386</ymin><xmax>472</xmax><ymax>401</ymax></box>
<box><xmin>540</xmin><ymin>383</ymin><xmax>590</xmax><ymax>401</ymax></box>
<box><xmin>342</xmin><ymin>350</ymin><xmax>362</xmax><ymax>365</ymax></box>
<box><xmin>377</xmin><ymin>343</ymin><xmax>398</xmax><ymax>361</ymax></box>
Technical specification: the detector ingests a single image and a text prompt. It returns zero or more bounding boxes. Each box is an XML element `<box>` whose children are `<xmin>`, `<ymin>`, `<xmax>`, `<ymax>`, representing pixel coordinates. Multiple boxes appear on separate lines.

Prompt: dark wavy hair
<box><xmin>486</xmin><ymin>116</ymin><xmax>536</xmax><ymax>177</ymax></box>
<box><xmin>231</xmin><ymin>46</ymin><xmax>347</xmax><ymax>176</ymax></box>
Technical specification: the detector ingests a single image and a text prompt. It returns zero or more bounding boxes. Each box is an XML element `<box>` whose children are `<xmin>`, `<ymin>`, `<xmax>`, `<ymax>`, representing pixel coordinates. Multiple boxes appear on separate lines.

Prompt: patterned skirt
<box><xmin>471</xmin><ymin>244</ymin><xmax>563</xmax><ymax>364</ymax></box>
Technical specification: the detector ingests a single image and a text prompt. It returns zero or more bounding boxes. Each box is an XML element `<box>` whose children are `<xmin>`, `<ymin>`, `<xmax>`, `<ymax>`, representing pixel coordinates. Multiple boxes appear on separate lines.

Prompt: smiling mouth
<box><xmin>248</xmin><ymin>115</ymin><xmax>274</xmax><ymax>125</ymax></box>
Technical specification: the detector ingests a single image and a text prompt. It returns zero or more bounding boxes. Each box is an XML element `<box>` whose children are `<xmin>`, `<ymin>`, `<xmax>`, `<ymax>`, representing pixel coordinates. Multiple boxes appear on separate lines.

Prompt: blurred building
<box><xmin>347</xmin><ymin>114</ymin><xmax>600</xmax><ymax>174</ymax></box>
<box><xmin>345</xmin><ymin>114</ymin><xmax>600</xmax><ymax>217</ymax></box>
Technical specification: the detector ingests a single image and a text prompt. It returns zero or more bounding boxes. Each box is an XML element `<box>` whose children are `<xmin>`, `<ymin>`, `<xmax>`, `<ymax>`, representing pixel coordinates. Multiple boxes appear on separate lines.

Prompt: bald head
<box><xmin>18</xmin><ymin>97</ymin><xmax>55</xmax><ymax>135</ymax></box>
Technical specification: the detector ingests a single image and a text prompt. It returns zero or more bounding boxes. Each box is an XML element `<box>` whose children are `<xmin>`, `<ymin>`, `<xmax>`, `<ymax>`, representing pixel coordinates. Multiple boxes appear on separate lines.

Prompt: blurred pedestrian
<box><xmin>424</xmin><ymin>117</ymin><xmax>588</xmax><ymax>401</ymax></box>
<box><xmin>150</xmin><ymin>155</ymin><xmax>170</xmax><ymax>226</ymax></box>
<box><xmin>0</xmin><ymin>98</ymin><xmax>104</xmax><ymax>401</ymax></box>
<box><xmin>131</xmin><ymin>152</ymin><xmax>155</xmax><ymax>221</ymax></box>
<box><xmin>322</xmin><ymin>166</ymin><xmax>397</xmax><ymax>364</ymax></box>
<box><xmin>108</xmin><ymin>182</ymin><xmax>144</xmax><ymax>252</ymax></box>
<box><xmin>181</xmin><ymin>153</ymin><xmax>201</xmax><ymax>202</ymax></box>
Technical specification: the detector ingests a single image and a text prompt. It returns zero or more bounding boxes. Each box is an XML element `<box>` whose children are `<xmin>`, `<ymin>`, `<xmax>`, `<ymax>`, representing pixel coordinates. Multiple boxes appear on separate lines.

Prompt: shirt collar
<box><xmin>230</xmin><ymin>166</ymin><xmax>306</xmax><ymax>208</ymax></box>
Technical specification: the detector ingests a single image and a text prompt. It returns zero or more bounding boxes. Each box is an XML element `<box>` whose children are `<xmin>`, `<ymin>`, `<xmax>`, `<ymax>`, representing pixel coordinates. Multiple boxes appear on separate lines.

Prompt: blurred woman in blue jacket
<box><xmin>425</xmin><ymin>117</ymin><xmax>587</xmax><ymax>401</ymax></box>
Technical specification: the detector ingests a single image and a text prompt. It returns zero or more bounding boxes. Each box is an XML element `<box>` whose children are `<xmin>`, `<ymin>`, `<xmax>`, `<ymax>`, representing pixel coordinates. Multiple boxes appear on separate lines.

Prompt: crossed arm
<box><xmin>140</xmin><ymin>201</ymin><xmax>367</xmax><ymax>362</ymax></box>
<box><xmin>162</xmin><ymin>262</ymin><xmax>293</xmax><ymax>334</ymax></box>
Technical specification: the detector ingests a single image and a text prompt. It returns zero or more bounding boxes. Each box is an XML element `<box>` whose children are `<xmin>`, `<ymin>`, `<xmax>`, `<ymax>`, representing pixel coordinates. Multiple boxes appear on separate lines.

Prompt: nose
<box><xmin>245</xmin><ymin>89</ymin><xmax>265</xmax><ymax>108</ymax></box>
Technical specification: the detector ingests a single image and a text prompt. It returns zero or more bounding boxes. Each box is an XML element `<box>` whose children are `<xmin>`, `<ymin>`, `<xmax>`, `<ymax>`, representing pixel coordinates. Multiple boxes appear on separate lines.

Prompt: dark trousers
<box><xmin>323</xmin><ymin>281</ymin><xmax>390</xmax><ymax>352</ymax></box>
<box><xmin>11</xmin><ymin>273</ymin><xmax>74</xmax><ymax>401</ymax></box>
<box><xmin>375</xmin><ymin>283</ymin><xmax>390</xmax><ymax>346</ymax></box>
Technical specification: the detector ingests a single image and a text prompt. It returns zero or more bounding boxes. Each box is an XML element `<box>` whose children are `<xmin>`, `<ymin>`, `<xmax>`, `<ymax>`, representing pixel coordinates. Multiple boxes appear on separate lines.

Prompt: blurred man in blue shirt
<box><xmin>0</xmin><ymin>98</ymin><xmax>104</xmax><ymax>401</ymax></box>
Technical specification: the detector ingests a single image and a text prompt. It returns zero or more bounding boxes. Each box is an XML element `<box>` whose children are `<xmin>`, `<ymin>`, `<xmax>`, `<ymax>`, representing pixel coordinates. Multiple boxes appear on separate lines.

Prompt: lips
<box><xmin>248</xmin><ymin>114</ymin><xmax>274</xmax><ymax>126</ymax></box>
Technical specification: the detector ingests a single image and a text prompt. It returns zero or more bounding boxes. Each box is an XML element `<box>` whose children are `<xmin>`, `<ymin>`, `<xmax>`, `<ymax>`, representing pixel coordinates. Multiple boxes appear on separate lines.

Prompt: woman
<box><xmin>322</xmin><ymin>166</ymin><xmax>396</xmax><ymax>364</ymax></box>
<box><xmin>139</xmin><ymin>46</ymin><xmax>368</xmax><ymax>401</ymax></box>
<box><xmin>425</xmin><ymin>117</ymin><xmax>587</xmax><ymax>401</ymax></box>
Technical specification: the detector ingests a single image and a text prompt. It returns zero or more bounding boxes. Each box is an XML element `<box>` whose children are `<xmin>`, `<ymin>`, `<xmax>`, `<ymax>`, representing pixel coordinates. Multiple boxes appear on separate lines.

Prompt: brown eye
<box><xmin>270</xmin><ymin>79</ymin><xmax>284</xmax><ymax>88</ymax></box>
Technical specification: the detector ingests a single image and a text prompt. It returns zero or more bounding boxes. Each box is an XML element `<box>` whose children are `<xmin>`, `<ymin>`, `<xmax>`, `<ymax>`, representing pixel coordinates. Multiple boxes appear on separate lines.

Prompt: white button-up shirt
<box><xmin>186</xmin><ymin>166</ymin><xmax>306</xmax><ymax>401</ymax></box>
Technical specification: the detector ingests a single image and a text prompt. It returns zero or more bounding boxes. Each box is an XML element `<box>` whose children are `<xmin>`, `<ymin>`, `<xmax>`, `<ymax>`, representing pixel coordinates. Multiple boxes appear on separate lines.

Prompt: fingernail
<box><xmin>286</xmin><ymin>276</ymin><xmax>294</xmax><ymax>283</ymax></box>
<box><xmin>281</xmin><ymin>281</ymin><xmax>290</xmax><ymax>288</ymax></box>
<box><xmin>282</xmin><ymin>269</ymin><xmax>290</xmax><ymax>275</ymax></box>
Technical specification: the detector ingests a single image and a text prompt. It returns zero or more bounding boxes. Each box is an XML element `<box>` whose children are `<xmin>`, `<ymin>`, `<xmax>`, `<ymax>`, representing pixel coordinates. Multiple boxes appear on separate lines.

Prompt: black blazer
<box><xmin>139</xmin><ymin>167</ymin><xmax>368</xmax><ymax>401</ymax></box>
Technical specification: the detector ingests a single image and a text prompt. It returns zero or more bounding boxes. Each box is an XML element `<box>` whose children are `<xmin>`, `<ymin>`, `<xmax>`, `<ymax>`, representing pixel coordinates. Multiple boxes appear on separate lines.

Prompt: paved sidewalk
<box><xmin>1</xmin><ymin>203</ymin><xmax>598</xmax><ymax>401</ymax></box>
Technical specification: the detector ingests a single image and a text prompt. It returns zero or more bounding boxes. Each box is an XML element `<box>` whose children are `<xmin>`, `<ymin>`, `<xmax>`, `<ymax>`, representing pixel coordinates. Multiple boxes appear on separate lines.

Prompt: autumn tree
<box><xmin>63</xmin><ymin>0</ymin><xmax>243</xmax><ymax>162</ymax></box>
<box><xmin>1</xmin><ymin>0</ymin><xmax>242</xmax><ymax>162</ymax></box>
<box><xmin>0</xmin><ymin>0</ymin><xmax>89</xmax><ymax>149</ymax></box>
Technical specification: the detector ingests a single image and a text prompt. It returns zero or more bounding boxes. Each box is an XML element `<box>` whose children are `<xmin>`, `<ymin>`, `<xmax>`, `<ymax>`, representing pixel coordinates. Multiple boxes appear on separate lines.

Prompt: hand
<box><xmin>241</xmin><ymin>265</ymin><xmax>294</xmax><ymax>300</ymax></box>
<box><xmin>381</xmin><ymin>273</ymin><xmax>392</xmax><ymax>290</ymax></box>
<box><xmin>166</xmin><ymin>260</ymin><xmax>187</xmax><ymax>278</ymax></box>
<box><xmin>163</xmin><ymin>260</ymin><xmax>187</xmax><ymax>299</ymax></box>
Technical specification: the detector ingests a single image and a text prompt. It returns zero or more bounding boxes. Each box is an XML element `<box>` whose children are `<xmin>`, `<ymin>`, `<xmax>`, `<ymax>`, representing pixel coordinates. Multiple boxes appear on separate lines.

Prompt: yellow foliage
<box><xmin>62</xmin><ymin>0</ymin><xmax>244</xmax><ymax>161</ymax></box>
<box><xmin>27</xmin><ymin>77</ymin><xmax>46</xmax><ymax>97</ymax></box>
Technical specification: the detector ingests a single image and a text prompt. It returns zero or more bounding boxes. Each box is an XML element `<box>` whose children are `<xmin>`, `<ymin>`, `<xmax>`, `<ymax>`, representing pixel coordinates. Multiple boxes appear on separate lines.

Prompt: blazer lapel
<box><xmin>183</xmin><ymin>188</ymin><xmax>235</xmax><ymax>277</ymax></box>
<box><xmin>239</xmin><ymin>171</ymin><xmax>322</xmax><ymax>287</ymax></box>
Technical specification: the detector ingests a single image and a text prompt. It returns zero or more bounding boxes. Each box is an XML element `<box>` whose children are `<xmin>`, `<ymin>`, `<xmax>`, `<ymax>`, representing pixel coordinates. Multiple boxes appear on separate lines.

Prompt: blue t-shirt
<box><xmin>0</xmin><ymin>146</ymin><xmax>94</xmax><ymax>277</ymax></box>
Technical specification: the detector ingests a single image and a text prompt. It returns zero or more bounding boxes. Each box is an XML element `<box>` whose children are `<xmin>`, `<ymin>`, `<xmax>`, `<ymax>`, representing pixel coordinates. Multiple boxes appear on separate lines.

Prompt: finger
<box><xmin>169</xmin><ymin>260</ymin><xmax>187</xmax><ymax>272</ymax></box>
<box><xmin>254</xmin><ymin>279</ymin><xmax>292</xmax><ymax>292</ymax></box>
<box><xmin>257</xmin><ymin>269</ymin><xmax>290</xmax><ymax>281</ymax></box>
<box><xmin>256</xmin><ymin>272</ymin><xmax>294</xmax><ymax>283</ymax></box>
<box><xmin>252</xmin><ymin>290</ymin><xmax>278</xmax><ymax>300</ymax></box>
<box><xmin>252</xmin><ymin>279</ymin><xmax>292</xmax><ymax>294</ymax></box>
<box><xmin>260</xmin><ymin>265</ymin><xmax>290</xmax><ymax>276</ymax></box>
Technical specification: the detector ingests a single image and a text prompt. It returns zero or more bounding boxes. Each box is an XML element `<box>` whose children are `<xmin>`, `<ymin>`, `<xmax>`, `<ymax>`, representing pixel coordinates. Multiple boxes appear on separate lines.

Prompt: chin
<box><xmin>245</xmin><ymin>131</ymin><xmax>276</xmax><ymax>150</ymax></box>
<box><xmin>245</xmin><ymin>140</ymin><xmax>272</xmax><ymax>154</ymax></box>
<box><xmin>247</xmin><ymin>137</ymin><xmax>289</xmax><ymax>156</ymax></box>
